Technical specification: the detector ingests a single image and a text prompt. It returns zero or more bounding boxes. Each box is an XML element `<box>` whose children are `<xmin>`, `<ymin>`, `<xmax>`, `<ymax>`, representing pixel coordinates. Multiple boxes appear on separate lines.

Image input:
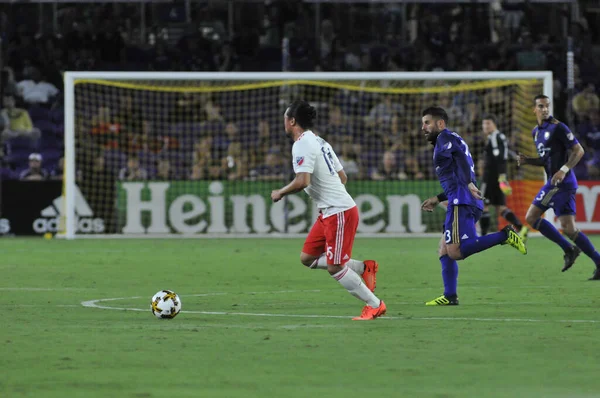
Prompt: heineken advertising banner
<box><xmin>116</xmin><ymin>181</ymin><xmax>443</xmax><ymax>234</ymax></box>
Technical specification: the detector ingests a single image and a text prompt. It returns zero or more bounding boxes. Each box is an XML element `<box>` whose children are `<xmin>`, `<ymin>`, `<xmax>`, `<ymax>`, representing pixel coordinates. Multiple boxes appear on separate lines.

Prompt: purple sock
<box><xmin>460</xmin><ymin>231</ymin><xmax>508</xmax><ymax>259</ymax></box>
<box><xmin>574</xmin><ymin>232</ymin><xmax>600</xmax><ymax>265</ymax></box>
<box><xmin>535</xmin><ymin>219</ymin><xmax>572</xmax><ymax>252</ymax></box>
<box><xmin>440</xmin><ymin>255</ymin><xmax>458</xmax><ymax>296</ymax></box>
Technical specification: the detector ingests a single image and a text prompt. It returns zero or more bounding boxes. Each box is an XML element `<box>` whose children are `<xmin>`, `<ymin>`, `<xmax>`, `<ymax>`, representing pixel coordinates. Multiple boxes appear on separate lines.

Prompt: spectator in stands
<box><xmin>515</xmin><ymin>31</ymin><xmax>547</xmax><ymax>71</ymax></box>
<box><xmin>572</xmin><ymin>83</ymin><xmax>600</xmax><ymax>122</ymax></box>
<box><xmin>155</xmin><ymin>158</ymin><xmax>177</xmax><ymax>180</ymax></box>
<box><xmin>320</xmin><ymin>105</ymin><xmax>353</xmax><ymax>142</ymax></box>
<box><xmin>214</xmin><ymin>42</ymin><xmax>240</xmax><ymax>72</ymax></box>
<box><xmin>190</xmin><ymin>136</ymin><xmax>223</xmax><ymax>180</ymax></box>
<box><xmin>16</xmin><ymin>67</ymin><xmax>59</xmax><ymax>105</ymax></box>
<box><xmin>19</xmin><ymin>153</ymin><xmax>48</xmax><ymax>181</ymax></box>
<box><xmin>1</xmin><ymin>94</ymin><xmax>40</xmax><ymax>143</ymax></box>
<box><xmin>221</xmin><ymin>141</ymin><xmax>248</xmax><ymax>181</ymax></box>
<box><xmin>370</xmin><ymin>150</ymin><xmax>407</xmax><ymax>180</ymax></box>
<box><xmin>404</xmin><ymin>155</ymin><xmax>425</xmax><ymax>180</ymax></box>
<box><xmin>250</xmin><ymin>151</ymin><xmax>285</xmax><ymax>181</ymax></box>
<box><xmin>578</xmin><ymin>109</ymin><xmax>600</xmax><ymax>178</ymax></box>
<box><xmin>90</xmin><ymin>106</ymin><xmax>122</xmax><ymax>149</ymax></box>
<box><xmin>50</xmin><ymin>157</ymin><xmax>64</xmax><ymax>180</ymax></box>
<box><xmin>337</xmin><ymin>141</ymin><xmax>362</xmax><ymax>179</ymax></box>
<box><xmin>118</xmin><ymin>155</ymin><xmax>148</xmax><ymax>180</ymax></box>
<box><xmin>2</xmin><ymin>67</ymin><xmax>18</xmax><ymax>96</ymax></box>
<box><xmin>365</xmin><ymin>94</ymin><xmax>403</xmax><ymax>128</ymax></box>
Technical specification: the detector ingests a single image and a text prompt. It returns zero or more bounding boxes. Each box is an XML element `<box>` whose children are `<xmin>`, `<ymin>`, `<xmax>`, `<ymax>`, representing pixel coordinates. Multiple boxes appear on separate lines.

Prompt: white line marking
<box><xmin>81</xmin><ymin>292</ymin><xmax>600</xmax><ymax>324</ymax></box>
<box><xmin>0</xmin><ymin>287</ymin><xmax>89</xmax><ymax>291</ymax></box>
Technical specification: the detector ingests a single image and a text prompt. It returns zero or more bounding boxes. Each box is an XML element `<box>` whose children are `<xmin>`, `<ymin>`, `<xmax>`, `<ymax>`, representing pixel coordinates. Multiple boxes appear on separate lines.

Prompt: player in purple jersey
<box><xmin>420</xmin><ymin>107</ymin><xmax>527</xmax><ymax>305</ymax></box>
<box><xmin>519</xmin><ymin>95</ymin><xmax>600</xmax><ymax>280</ymax></box>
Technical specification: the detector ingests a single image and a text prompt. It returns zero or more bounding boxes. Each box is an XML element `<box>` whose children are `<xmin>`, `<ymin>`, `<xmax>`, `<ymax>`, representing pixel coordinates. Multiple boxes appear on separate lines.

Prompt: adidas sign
<box><xmin>33</xmin><ymin>186</ymin><xmax>105</xmax><ymax>233</ymax></box>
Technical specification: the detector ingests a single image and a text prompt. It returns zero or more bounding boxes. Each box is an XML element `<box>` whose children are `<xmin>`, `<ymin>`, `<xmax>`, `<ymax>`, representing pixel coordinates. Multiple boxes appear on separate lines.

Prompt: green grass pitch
<box><xmin>2</xmin><ymin>236</ymin><xmax>600</xmax><ymax>398</ymax></box>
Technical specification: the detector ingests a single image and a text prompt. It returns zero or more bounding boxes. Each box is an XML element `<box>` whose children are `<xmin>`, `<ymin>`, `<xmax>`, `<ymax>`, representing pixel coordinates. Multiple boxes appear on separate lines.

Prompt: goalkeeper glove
<box><xmin>498</xmin><ymin>174</ymin><xmax>512</xmax><ymax>195</ymax></box>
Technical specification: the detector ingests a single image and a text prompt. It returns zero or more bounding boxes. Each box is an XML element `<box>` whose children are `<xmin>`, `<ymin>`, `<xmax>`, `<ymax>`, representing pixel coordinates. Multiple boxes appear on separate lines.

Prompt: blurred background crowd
<box><xmin>1</xmin><ymin>0</ymin><xmax>600</xmax><ymax>183</ymax></box>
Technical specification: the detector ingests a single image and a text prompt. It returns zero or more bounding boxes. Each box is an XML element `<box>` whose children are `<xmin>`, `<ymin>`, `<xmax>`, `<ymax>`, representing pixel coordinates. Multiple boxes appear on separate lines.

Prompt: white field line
<box><xmin>80</xmin><ymin>291</ymin><xmax>600</xmax><ymax>324</ymax></box>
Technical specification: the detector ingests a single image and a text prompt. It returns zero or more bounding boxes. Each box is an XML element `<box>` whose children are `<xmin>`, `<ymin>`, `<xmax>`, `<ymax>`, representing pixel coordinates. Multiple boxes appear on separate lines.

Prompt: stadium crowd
<box><xmin>1</xmin><ymin>1</ymin><xmax>599</xmax><ymax>182</ymax></box>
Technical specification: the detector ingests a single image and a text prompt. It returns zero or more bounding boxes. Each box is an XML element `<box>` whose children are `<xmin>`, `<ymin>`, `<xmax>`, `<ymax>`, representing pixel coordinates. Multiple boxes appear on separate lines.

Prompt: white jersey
<box><xmin>292</xmin><ymin>130</ymin><xmax>356</xmax><ymax>217</ymax></box>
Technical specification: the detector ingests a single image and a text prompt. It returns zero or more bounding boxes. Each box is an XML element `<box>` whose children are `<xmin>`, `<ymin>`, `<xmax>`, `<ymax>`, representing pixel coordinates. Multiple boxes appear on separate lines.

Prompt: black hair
<box><xmin>422</xmin><ymin>106</ymin><xmax>449</xmax><ymax>124</ymax></box>
<box><xmin>287</xmin><ymin>100</ymin><xmax>317</xmax><ymax>129</ymax></box>
<box><xmin>534</xmin><ymin>94</ymin><xmax>549</xmax><ymax>103</ymax></box>
<box><xmin>482</xmin><ymin>114</ymin><xmax>497</xmax><ymax>125</ymax></box>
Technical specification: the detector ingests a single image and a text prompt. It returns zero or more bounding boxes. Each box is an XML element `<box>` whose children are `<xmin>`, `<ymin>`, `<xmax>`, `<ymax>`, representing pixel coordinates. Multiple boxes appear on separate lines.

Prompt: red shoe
<box><xmin>362</xmin><ymin>260</ymin><xmax>379</xmax><ymax>292</ymax></box>
<box><xmin>352</xmin><ymin>300</ymin><xmax>387</xmax><ymax>321</ymax></box>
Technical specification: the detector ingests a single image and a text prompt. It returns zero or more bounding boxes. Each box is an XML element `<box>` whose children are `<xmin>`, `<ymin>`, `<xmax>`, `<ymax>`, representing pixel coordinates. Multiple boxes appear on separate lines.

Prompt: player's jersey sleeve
<box><xmin>292</xmin><ymin>137</ymin><xmax>317</xmax><ymax>174</ymax></box>
<box><xmin>555</xmin><ymin>122</ymin><xmax>579</xmax><ymax>149</ymax></box>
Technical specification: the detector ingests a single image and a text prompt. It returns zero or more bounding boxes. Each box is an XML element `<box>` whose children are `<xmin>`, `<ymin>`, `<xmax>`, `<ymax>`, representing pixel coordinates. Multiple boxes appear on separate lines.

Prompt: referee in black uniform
<box><xmin>479</xmin><ymin>114</ymin><xmax>528</xmax><ymax>239</ymax></box>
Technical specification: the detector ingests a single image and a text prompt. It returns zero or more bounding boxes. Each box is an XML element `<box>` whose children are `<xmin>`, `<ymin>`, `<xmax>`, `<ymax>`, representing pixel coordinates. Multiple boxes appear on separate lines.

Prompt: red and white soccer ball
<box><xmin>151</xmin><ymin>290</ymin><xmax>182</xmax><ymax>319</ymax></box>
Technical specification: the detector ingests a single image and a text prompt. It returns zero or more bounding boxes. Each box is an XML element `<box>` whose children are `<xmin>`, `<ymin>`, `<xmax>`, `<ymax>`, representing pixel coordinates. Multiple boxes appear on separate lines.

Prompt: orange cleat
<box><xmin>362</xmin><ymin>260</ymin><xmax>379</xmax><ymax>292</ymax></box>
<box><xmin>352</xmin><ymin>300</ymin><xmax>387</xmax><ymax>321</ymax></box>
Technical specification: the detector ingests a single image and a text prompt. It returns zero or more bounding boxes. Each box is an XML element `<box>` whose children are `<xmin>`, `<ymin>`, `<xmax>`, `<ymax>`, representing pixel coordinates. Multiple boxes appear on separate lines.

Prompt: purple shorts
<box><xmin>532</xmin><ymin>184</ymin><xmax>576</xmax><ymax>217</ymax></box>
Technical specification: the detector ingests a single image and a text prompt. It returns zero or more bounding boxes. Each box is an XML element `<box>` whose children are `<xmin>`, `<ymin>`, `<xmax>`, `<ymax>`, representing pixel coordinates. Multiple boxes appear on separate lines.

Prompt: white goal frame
<box><xmin>63</xmin><ymin>71</ymin><xmax>553</xmax><ymax>239</ymax></box>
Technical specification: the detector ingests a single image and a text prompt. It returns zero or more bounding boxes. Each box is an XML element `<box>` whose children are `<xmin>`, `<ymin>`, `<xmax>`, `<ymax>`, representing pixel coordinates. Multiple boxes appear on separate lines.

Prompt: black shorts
<box><xmin>481</xmin><ymin>179</ymin><xmax>506</xmax><ymax>206</ymax></box>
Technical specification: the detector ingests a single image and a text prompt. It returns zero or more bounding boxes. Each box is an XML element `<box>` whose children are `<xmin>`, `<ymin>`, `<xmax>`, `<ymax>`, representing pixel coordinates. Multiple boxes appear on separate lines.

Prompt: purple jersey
<box><xmin>532</xmin><ymin>116</ymin><xmax>579</xmax><ymax>190</ymax></box>
<box><xmin>434</xmin><ymin>129</ymin><xmax>483</xmax><ymax>210</ymax></box>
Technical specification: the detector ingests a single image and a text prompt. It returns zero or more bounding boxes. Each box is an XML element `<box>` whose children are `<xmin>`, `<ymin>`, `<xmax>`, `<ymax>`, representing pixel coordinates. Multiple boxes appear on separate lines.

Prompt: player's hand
<box><xmin>271</xmin><ymin>190</ymin><xmax>283</xmax><ymax>203</ymax></box>
<box><xmin>551</xmin><ymin>170</ymin><xmax>566</xmax><ymax>186</ymax></box>
<box><xmin>468</xmin><ymin>182</ymin><xmax>483</xmax><ymax>200</ymax></box>
<box><xmin>421</xmin><ymin>197</ymin><xmax>439</xmax><ymax>212</ymax></box>
<box><xmin>498</xmin><ymin>174</ymin><xmax>512</xmax><ymax>195</ymax></box>
<box><xmin>517</xmin><ymin>153</ymin><xmax>527</xmax><ymax>168</ymax></box>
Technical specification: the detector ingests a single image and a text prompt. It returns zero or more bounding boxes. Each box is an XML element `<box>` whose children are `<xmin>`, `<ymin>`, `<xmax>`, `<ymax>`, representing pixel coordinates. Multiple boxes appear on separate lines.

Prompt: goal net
<box><xmin>62</xmin><ymin>72</ymin><xmax>552</xmax><ymax>238</ymax></box>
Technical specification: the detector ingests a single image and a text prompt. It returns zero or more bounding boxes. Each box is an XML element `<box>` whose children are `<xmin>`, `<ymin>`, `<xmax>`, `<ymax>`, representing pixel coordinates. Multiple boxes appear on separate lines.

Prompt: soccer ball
<box><xmin>151</xmin><ymin>290</ymin><xmax>182</xmax><ymax>319</ymax></box>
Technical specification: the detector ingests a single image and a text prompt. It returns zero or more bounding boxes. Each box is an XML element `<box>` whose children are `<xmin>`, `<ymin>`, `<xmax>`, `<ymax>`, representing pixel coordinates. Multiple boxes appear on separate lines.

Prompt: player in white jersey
<box><xmin>270</xmin><ymin>100</ymin><xmax>386</xmax><ymax>320</ymax></box>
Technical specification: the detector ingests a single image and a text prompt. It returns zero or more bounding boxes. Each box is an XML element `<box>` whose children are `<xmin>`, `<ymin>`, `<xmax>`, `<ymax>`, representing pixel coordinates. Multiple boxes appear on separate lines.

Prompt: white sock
<box><xmin>332</xmin><ymin>267</ymin><xmax>380</xmax><ymax>307</ymax></box>
<box><xmin>345</xmin><ymin>259</ymin><xmax>365</xmax><ymax>274</ymax></box>
<box><xmin>309</xmin><ymin>254</ymin><xmax>328</xmax><ymax>269</ymax></box>
<box><xmin>310</xmin><ymin>255</ymin><xmax>365</xmax><ymax>274</ymax></box>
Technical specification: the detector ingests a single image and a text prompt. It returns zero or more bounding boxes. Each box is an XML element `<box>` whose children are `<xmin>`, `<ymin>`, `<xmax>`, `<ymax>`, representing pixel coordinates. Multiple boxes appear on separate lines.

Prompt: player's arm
<box><xmin>517</xmin><ymin>154</ymin><xmax>545</xmax><ymax>167</ymax></box>
<box><xmin>330</xmin><ymin>148</ymin><xmax>347</xmax><ymax>184</ymax></box>
<box><xmin>421</xmin><ymin>192</ymin><xmax>447</xmax><ymax>212</ymax></box>
<box><xmin>271</xmin><ymin>172</ymin><xmax>311</xmax><ymax>202</ymax></box>
<box><xmin>550</xmin><ymin>124</ymin><xmax>585</xmax><ymax>185</ymax></box>
<box><xmin>272</xmin><ymin>141</ymin><xmax>316</xmax><ymax>202</ymax></box>
<box><xmin>337</xmin><ymin>170</ymin><xmax>347</xmax><ymax>185</ymax></box>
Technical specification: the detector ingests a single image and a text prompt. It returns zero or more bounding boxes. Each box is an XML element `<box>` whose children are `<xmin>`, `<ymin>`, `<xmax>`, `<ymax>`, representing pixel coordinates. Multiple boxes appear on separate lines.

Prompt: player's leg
<box><xmin>480</xmin><ymin>182</ymin><xmax>491</xmax><ymax>236</ymax></box>
<box><xmin>445</xmin><ymin>205</ymin><xmax>526</xmax><ymax>260</ymax></box>
<box><xmin>525</xmin><ymin>188</ymin><xmax>579</xmax><ymax>269</ymax></box>
<box><xmin>553</xmin><ymin>192</ymin><xmax>597</xmax><ymax>277</ymax></box>
<box><xmin>324</xmin><ymin>208</ymin><xmax>385</xmax><ymax>320</ymax></box>
<box><xmin>425</xmin><ymin>235</ymin><xmax>459</xmax><ymax>306</ymax></box>
<box><xmin>558</xmin><ymin>215</ymin><xmax>600</xmax><ymax>275</ymax></box>
<box><xmin>300</xmin><ymin>216</ymin><xmax>327</xmax><ymax>268</ymax></box>
<box><xmin>498</xmin><ymin>204</ymin><xmax>526</xmax><ymax>235</ymax></box>
<box><xmin>301</xmin><ymin>217</ymin><xmax>378</xmax><ymax>291</ymax></box>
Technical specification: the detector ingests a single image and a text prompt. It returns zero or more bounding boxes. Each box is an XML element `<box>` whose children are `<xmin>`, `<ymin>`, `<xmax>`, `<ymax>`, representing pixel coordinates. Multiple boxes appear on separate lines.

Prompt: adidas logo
<box><xmin>34</xmin><ymin>185</ymin><xmax>105</xmax><ymax>233</ymax></box>
<box><xmin>461</xmin><ymin>234</ymin><xmax>469</xmax><ymax>240</ymax></box>
<box><xmin>41</xmin><ymin>186</ymin><xmax>93</xmax><ymax>217</ymax></box>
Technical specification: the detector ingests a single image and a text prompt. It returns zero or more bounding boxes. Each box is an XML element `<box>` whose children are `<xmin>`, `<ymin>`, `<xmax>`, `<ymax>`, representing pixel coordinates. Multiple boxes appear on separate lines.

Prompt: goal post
<box><xmin>62</xmin><ymin>71</ymin><xmax>553</xmax><ymax>239</ymax></box>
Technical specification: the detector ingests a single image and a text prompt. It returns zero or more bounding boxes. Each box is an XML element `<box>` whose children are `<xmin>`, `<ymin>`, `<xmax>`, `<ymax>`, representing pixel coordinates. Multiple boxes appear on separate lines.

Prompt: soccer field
<box><xmin>3</xmin><ymin>237</ymin><xmax>600</xmax><ymax>398</ymax></box>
